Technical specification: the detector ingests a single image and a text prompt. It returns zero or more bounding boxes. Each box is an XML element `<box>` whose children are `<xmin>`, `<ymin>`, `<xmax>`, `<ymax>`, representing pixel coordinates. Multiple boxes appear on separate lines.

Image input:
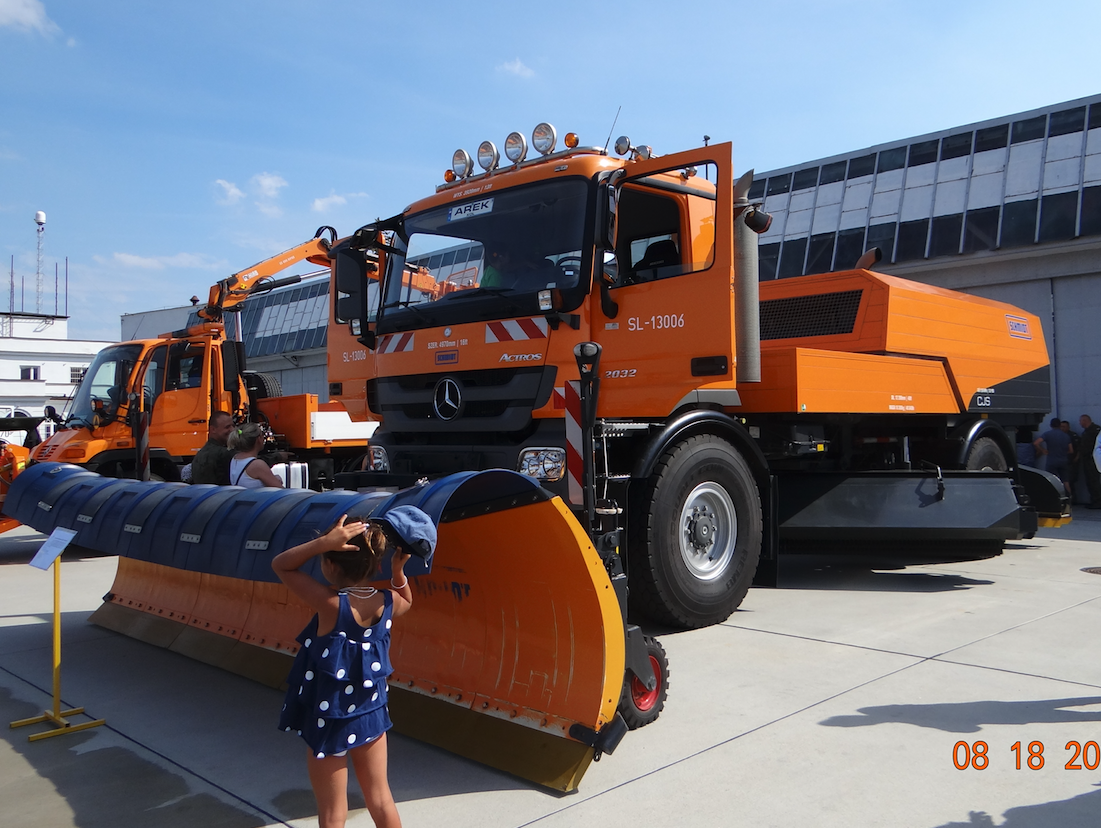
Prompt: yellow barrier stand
<box><xmin>9</xmin><ymin>528</ymin><xmax>106</xmax><ymax>742</ymax></box>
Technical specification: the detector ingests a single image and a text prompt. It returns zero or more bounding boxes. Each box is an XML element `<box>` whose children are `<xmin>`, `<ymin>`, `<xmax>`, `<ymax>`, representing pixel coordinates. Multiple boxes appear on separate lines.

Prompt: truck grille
<box><xmin>760</xmin><ymin>290</ymin><xmax>863</xmax><ymax>340</ymax></box>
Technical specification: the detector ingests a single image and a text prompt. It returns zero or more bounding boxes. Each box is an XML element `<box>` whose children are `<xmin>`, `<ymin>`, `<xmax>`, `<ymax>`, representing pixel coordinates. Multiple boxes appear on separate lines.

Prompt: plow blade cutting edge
<box><xmin>3</xmin><ymin>463</ymin><xmax>627</xmax><ymax>791</ymax></box>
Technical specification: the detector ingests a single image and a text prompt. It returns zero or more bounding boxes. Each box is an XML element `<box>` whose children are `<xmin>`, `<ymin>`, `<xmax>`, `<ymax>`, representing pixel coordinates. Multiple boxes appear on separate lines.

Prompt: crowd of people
<box><xmin>1024</xmin><ymin>414</ymin><xmax>1101</xmax><ymax>508</ymax></box>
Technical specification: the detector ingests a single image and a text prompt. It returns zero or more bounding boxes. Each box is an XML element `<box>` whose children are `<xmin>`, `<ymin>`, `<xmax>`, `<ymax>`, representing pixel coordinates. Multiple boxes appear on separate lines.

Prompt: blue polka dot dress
<box><xmin>279</xmin><ymin>590</ymin><xmax>394</xmax><ymax>758</ymax></box>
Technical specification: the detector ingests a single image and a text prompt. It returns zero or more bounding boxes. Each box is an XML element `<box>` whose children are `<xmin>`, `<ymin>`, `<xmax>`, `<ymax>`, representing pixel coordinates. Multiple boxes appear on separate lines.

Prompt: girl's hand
<box><xmin>391</xmin><ymin>549</ymin><xmax>413</xmax><ymax>572</ymax></box>
<box><xmin>326</xmin><ymin>514</ymin><xmax>367</xmax><ymax>551</ymax></box>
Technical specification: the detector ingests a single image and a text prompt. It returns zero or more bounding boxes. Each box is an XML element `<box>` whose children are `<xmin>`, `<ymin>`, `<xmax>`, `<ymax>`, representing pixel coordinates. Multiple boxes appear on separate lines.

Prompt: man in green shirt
<box><xmin>190</xmin><ymin>410</ymin><xmax>235</xmax><ymax>485</ymax></box>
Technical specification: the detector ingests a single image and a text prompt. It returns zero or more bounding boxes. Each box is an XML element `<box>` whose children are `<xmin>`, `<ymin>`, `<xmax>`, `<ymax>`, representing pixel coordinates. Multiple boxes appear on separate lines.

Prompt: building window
<box><xmin>834</xmin><ymin>228</ymin><xmax>866</xmax><ymax>270</ymax></box>
<box><xmin>847</xmin><ymin>154</ymin><xmax>875</xmax><ymax>178</ymax></box>
<box><xmin>866</xmin><ymin>222</ymin><xmax>897</xmax><ymax>262</ymax></box>
<box><xmin>1038</xmin><ymin>192</ymin><xmax>1079</xmax><ymax>242</ymax></box>
<box><xmin>805</xmin><ymin>233</ymin><xmax>836</xmax><ymax>275</ymax></box>
<box><xmin>1048</xmin><ymin>107</ymin><xmax>1086</xmax><ymax>137</ymax></box>
<box><xmin>940</xmin><ymin>133</ymin><xmax>973</xmax><ymax>161</ymax></box>
<box><xmin>907</xmin><ymin>140</ymin><xmax>938</xmax><ymax>167</ymax></box>
<box><xmin>1089</xmin><ymin>105</ymin><xmax>1101</xmax><ymax>131</ymax></box>
<box><xmin>975</xmin><ymin>125</ymin><xmax>1009</xmax><ymax>153</ymax></box>
<box><xmin>777</xmin><ymin>237</ymin><xmax>808</xmax><ymax>279</ymax></box>
<box><xmin>766</xmin><ymin>174</ymin><xmax>792</xmax><ymax>197</ymax></box>
<box><xmin>1012</xmin><ymin>116</ymin><xmax>1046</xmax><ymax>144</ymax></box>
<box><xmin>1081</xmin><ymin>186</ymin><xmax>1101</xmax><ymax>237</ymax></box>
<box><xmin>20</xmin><ymin>366</ymin><xmax>40</xmax><ymax>381</ymax></box>
<box><xmin>819</xmin><ymin>161</ymin><xmax>847</xmax><ymax>185</ymax></box>
<box><xmin>792</xmin><ymin>168</ymin><xmax>819</xmax><ymax>192</ymax></box>
<box><xmin>895</xmin><ymin>219</ymin><xmax>929</xmax><ymax>261</ymax></box>
<box><xmin>877</xmin><ymin>147</ymin><xmax>906</xmax><ymax>174</ymax></box>
<box><xmin>1001</xmin><ymin>199</ymin><xmax>1038</xmax><ymax>247</ymax></box>
<box><xmin>70</xmin><ymin>366</ymin><xmax>87</xmax><ymax>383</ymax></box>
<box><xmin>929</xmin><ymin>214</ymin><xmax>963</xmax><ymax>257</ymax></box>
<box><xmin>748</xmin><ymin>178</ymin><xmax>766</xmax><ymax>200</ymax></box>
<box><xmin>758</xmin><ymin>243</ymin><xmax>780</xmax><ymax>281</ymax></box>
<box><xmin>963</xmin><ymin>207</ymin><xmax>1001</xmax><ymax>253</ymax></box>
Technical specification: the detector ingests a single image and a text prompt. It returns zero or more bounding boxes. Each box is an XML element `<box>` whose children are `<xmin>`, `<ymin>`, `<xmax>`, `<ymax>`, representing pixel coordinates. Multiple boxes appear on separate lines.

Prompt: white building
<box><xmin>1</xmin><ymin>311</ymin><xmax>111</xmax><ymax>439</ymax></box>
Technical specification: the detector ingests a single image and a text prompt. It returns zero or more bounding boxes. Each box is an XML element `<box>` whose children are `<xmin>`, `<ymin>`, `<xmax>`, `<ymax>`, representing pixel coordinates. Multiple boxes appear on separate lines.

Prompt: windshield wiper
<box><xmin>384</xmin><ymin>300</ymin><xmax>433</xmax><ymax>324</ymax></box>
<box><xmin>447</xmin><ymin>287</ymin><xmax>529</xmax><ymax>315</ymax></box>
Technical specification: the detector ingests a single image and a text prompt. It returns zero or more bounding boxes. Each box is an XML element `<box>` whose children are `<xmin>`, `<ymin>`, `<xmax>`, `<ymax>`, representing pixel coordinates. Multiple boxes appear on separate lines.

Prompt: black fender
<box><xmin>951</xmin><ymin>418</ymin><xmax>1014</xmax><ymax>471</ymax></box>
<box><xmin>629</xmin><ymin>408</ymin><xmax>778</xmax><ymax>582</ymax></box>
<box><xmin>82</xmin><ymin>448</ymin><xmax>182</xmax><ymax>480</ymax></box>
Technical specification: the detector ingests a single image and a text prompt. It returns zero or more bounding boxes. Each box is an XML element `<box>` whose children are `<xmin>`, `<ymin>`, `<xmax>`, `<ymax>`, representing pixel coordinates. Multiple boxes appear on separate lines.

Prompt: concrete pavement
<box><xmin>2</xmin><ymin>517</ymin><xmax>1100</xmax><ymax>828</ymax></box>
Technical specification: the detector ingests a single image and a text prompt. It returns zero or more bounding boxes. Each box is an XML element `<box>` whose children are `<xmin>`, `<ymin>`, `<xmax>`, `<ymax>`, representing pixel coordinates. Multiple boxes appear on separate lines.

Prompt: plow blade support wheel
<box><xmin>2</xmin><ymin>463</ymin><xmax>626</xmax><ymax>791</ymax></box>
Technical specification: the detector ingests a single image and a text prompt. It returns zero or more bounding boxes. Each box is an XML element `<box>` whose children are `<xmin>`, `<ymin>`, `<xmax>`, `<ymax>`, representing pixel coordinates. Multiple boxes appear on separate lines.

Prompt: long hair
<box><xmin>228</xmin><ymin>422</ymin><xmax>263</xmax><ymax>452</ymax></box>
<box><xmin>322</xmin><ymin>517</ymin><xmax>389</xmax><ymax>585</ymax></box>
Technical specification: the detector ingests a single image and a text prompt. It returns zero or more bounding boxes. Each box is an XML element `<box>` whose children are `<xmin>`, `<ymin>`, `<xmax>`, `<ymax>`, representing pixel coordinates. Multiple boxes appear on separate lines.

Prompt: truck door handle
<box><xmin>188</xmin><ymin>419</ymin><xmax>207</xmax><ymax>424</ymax></box>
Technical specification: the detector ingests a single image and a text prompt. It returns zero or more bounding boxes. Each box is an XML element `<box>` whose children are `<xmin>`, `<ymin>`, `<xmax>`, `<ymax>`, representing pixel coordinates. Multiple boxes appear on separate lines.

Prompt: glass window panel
<box><xmin>766</xmin><ymin>174</ymin><xmax>792</xmax><ymax>196</ymax></box>
<box><xmin>940</xmin><ymin>133</ymin><xmax>973</xmax><ymax>161</ymax></box>
<box><xmin>833</xmin><ymin>227</ymin><xmax>866</xmax><ymax>269</ymax></box>
<box><xmin>1090</xmin><ymin>105</ymin><xmax>1101</xmax><ymax>131</ymax></box>
<box><xmin>866</xmin><ymin>222</ymin><xmax>896</xmax><ymax>262</ymax></box>
<box><xmin>748</xmin><ymin>179</ymin><xmax>766</xmax><ymax>200</ymax></box>
<box><xmin>758</xmin><ymin>242</ymin><xmax>780</xmax><ymax>281</ymax></box>
<box><xmin>963</xmin><ymin>206</ymin><xmax>1000</xmax><ymax>252</ymax></box>
<box><xmin>1038</xmin><ymin>191</ymin><xmax>1079</xmax><ymax>242</ymax></box>
<box><xmin>908</xmin><ymin>140</ymin><xmax>938</xmax><ymax>167</ymax></box>
<box><xmin>805</xmin><ymin>233</ymin><xmax>836</xmax><ymax>274</ymax></box>
<box><xmin>1012</xmin><ymin>116</ymin><xmax>1046</xmax><ymax>143</ymax></box>
<box><xmin>1001</xmin><ymin>199</ymin><xmax>1038</xmax><ymax>247</ymax></box>
<box><xmin>877</xmin><ymin>147</ymin><xmax>906</xmax><ymax>174</ymax></box>
<box><xmin>440</xmin><ymin>250</ymin><xmax>457</xmax><ymax>267</ymax></box>
<box><xmin>975</xmin><ymin>124</ymin><xmax>1009</xmax><ymax>153</ymax></box>
<box><xmin>1081</xmin><ymin>186</ymin><xmax>1101</xmax><ymax>237</ymax></box>
<box><xmin>777</xmin><ymin>237</ymin><xmax>808</xmax><ymax>278</ymax></box>
<box><xmin>792</xmin><ymin>168</ymin><xmax>819</xmax><ymax>191</ymax></box>
<box><xmin>847</xmin><ymin>154</ymin><xmax>875</xmax><ymax>178</ymax></box>
<box><xmin>895</xmin><ymin>219</ymin><xmax>929</xmax><ymax>261</ymax></box>
<box><xmin>929</xmin><ymin>214</ymin><xmax>963</xmax><ymax>257</ymax></box>
<box><xmin>819</xmin><ymin>161</ymin><xmax>847</xmax><ymax>185</ymax></box>
<box><xmin>1048</xmin><ymin>107</ymin><xmax>1086</xmax><ymax>137</ymax></box>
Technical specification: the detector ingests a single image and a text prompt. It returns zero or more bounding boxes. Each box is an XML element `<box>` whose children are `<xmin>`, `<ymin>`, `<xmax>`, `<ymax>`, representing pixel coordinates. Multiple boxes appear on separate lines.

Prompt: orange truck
<box><xmin>327</xmin><ymin>124</ymin><xmax>1065</xmax><ymax>629</ymax></box>
<box><xmin>30</xmin><ymin>229</ymin><xmax>376</xmax><ymax>485</ymax></box>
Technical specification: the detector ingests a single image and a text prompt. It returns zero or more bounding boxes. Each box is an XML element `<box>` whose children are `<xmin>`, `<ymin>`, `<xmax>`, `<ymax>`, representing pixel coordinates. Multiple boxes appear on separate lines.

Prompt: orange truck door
<box><xmin>592</xmin><ymin>144</ymin><xmax>736</xmax><ymax>419</ymax></box>
<box><xmin>146</xmin><ymin>339</ymin><xmax>211</xmax><ymax>455</ymax></box>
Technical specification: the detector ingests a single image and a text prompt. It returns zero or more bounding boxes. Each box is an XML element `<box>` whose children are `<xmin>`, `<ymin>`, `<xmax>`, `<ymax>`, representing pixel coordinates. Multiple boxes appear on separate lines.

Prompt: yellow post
<box><xmin>9</xmin><ymin>553</ymin><xmax>106</xmax><ymax>741</ymax></box>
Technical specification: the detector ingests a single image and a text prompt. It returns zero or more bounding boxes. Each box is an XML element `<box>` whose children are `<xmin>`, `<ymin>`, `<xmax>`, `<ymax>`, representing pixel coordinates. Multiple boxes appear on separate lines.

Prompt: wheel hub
<box><xmin>678</xmin><ymin>482</ymin><xmax>738</xmax><ymax>580</ymax></box>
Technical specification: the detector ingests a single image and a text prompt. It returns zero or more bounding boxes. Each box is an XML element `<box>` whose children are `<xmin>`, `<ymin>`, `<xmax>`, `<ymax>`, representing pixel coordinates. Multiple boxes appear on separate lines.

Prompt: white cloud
<box><xmin>252</xmin><ymin>172</ymin><xmax>287</xmax><ymax>199</ymax></box>
<box><xmin>101</xmin><ymin>252</ymin><xmax>226</xmax><ymax>271</ymax></box>
<box><xmin>496</xmin><ymin>58</ymin><xmax>534</xmax><ymax>79</ymax></box>
<box><xmin>214</xmin><ymin>178</ymin><xmax>245</xmax><ymax>204</ymax></box>
<box><xmin>0</xmin><ymin>0</ymin><xmax>61</xmax><ymax>35</ymax></box>
<box><xmin>311</xmin><ymin>191</ymin><xmax>366</xmax><ymax>213</ymax></box>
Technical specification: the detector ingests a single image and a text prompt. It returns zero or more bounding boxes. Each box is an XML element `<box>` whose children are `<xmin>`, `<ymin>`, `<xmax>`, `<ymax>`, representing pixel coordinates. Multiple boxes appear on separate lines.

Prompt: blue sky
<box><xmin>2</xmin><ymin>0</ymin><xmax>1100</xmax><ymax>341</ymax></box>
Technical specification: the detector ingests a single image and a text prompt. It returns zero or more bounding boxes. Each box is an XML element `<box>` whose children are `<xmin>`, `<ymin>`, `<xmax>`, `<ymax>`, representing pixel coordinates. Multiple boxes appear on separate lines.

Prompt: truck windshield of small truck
<box><xmin>66</xmin><ymin>343</ymin><xmax>142</xmax><ymax>426</ymax></box>
<box><xmin>380</xmin><ymin>179</ymin><xmax>590</xmax><ymax>328</ymax></box>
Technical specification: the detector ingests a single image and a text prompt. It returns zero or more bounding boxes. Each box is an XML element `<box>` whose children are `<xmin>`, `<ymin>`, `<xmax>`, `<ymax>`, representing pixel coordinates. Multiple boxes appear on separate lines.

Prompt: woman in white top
<box><xmin>228</xmin><ymin>422</ymin><xmax>284</xmax><ymax>489</ymax></box>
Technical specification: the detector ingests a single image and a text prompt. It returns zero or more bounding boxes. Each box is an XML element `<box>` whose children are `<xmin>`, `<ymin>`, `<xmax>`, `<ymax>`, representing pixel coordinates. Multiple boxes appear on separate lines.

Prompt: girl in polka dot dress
<box><xmin>273</xmin><ymin>514</ymin><xmax>413</xmax><ymax>828</ymax></box>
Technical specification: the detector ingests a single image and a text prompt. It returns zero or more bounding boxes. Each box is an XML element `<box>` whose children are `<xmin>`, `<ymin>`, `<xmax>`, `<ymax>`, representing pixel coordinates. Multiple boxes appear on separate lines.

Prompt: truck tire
<box><xmin>630</xmin><ymin>434</ymin><xmax>762</xmax><ymax>628</ymax></box>
<box><xmin>617</xmin><ymin>635</ymin><xmax>668</xmax><ymax>729</ymax></box>
<box><xmin>965</xmin><ymin>436</ymin><xmax>1008</xmax><ymax>471</ymax></box>
<box><xmin>243</xmin><ymin>371</ymin><xmax>282</xmax><ymax>401</ymax></box>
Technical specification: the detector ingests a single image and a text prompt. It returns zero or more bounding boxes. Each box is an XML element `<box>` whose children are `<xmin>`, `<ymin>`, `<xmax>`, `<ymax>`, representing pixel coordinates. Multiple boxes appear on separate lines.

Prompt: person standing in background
<box><xmin>1035</xmin><ymin>417</ymin><xmax>1074</xmax><ymax>498</ymax></box>
<box><xmin>1081</xmin><ymin>414</ymin><xmax>1101</xmax><ymax>509</ymax></box>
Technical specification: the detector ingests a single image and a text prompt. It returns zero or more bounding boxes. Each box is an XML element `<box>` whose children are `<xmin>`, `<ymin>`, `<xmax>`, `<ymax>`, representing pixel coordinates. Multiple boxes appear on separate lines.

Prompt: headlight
<box><xmin>504</xmin><ymin>131</ymin><xmax>527</xmax><ymax>163</ymax></box>
<box><xmin>518</xmin><ymin>447</ymin><xmax>566</xmax><ymax>481</ymax></box>
<box><xmin>477</xmin><ymin>140</ymin><xmax>499</xmax><ymax>171</ymax></box>
<box><xmin>532</xmin><ymin>122</ymin><xmax>557</xmax><ymax>155</ymax></box>
<box><xmin>452</xmin><ymin>149</ymin><xmax>473</xmax><ymax>179</ymax></box>
<box><xmin>365</xmin><ymin>445</ymin><xmax>389</xmax><ymax>472</ymax></box>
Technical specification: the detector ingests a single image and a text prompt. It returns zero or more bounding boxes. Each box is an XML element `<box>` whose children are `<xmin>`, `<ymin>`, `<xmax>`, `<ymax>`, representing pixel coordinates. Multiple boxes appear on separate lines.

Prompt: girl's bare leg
<box><xmin>307</xmin><ymin>751</ymin><xmax>350</xmax><ymax>828</ymax></box>
<box><xmin>349</xmin><ymin>733</ymin><xmax>401</xmax><ymax>828</ymax></box>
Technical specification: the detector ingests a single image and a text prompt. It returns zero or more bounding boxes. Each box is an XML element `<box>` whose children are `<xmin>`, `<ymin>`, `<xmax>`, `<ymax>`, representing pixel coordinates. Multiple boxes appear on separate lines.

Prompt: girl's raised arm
<box><xmin>273</xmin><ymin>515</ymin><xmax>365</xmax><ymax>614</ymax></box>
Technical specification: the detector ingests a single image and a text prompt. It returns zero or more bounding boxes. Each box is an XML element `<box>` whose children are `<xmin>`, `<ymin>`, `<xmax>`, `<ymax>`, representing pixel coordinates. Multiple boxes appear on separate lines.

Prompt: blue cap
<box><xmin>374</xmin><ymin>505</ymin><xmax>437</xmax><ymax>561</ymax></box>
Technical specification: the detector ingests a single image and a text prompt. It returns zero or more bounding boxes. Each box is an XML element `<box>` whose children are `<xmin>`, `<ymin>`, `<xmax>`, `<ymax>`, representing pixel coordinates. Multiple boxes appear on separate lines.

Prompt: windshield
<box><xmin>379</xmin><ymin>178</ymin><xmax>591</xmax><ymax>330</ymax></box>
<box><xmin>67</xmin><ymin>343</ymin><xmax>142</xmax><ymax>427</ymax></box>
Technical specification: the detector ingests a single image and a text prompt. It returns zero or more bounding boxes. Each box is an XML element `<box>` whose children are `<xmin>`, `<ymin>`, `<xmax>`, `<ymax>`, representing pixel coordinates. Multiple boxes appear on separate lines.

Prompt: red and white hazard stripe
<box><xmin>377</xmin><ymin>332</ymin><xmax>415</xmax><ymax>353</ymax></box>
<box><xmin>485</xmin><ymin>317</ymin><xmax>548</xmax><ymax>343</ymax></box>
<box><xmin>556</xmin><ymin>382</ymin><xmax>584</xmax><ymax>506</ymax></box>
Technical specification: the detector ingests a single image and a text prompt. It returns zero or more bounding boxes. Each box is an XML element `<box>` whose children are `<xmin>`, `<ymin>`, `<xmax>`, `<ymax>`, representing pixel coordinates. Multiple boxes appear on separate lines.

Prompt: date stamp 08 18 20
<box><xmin>954</xmin><ymin>740</ymin><xmax>1101</xmax><ymax>771</ymax></box>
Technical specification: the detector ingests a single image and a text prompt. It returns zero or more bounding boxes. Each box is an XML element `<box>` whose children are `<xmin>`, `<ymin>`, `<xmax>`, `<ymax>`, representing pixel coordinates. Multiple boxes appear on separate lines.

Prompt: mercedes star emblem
<box><xmin>433</xmin><ymin>377</ymin><xmax>461</xmax><ymax>420</ymax></box>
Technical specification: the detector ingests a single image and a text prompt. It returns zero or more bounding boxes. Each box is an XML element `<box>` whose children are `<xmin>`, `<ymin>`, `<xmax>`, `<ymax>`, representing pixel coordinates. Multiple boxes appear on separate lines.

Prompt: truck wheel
<box><xmin>618</xmin><ymin>635</ymin><xmax>668</xmax><ymax>729</ymax></box>
<box><xmin>631</xmin><ymin>435</ymin><xmax>762</xmax><ymax>628</ymax></box>
<box><xmin>243</xmin><ymin>371</ymin><xmax>282</xmax><ymax>400</ymax></box>
<box><xmin>965</xmin><ymin>436</ymin><xmax>1008</xmax><ymax>471</ymax></box>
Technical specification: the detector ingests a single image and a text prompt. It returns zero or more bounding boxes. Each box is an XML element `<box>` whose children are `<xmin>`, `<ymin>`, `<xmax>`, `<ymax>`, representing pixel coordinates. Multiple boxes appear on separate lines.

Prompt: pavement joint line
<box><xmin>515</xmin><ymin>658</ymin><xmax>928</xmax><ymax>828</ymax></box>
<box><xmin>0</xmin><ymin>660</ymin><xmax>293</xmax><ymax>828</ymax></box>
<box><xmin>929</xmin><ymin>657</ymin><xmax>1101</xmax><ymax>690</ymax></box>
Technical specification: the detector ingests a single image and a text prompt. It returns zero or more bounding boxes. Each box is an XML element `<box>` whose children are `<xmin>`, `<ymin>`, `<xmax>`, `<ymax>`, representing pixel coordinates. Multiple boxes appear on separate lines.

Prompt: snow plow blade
<box><xmin>3</xmin><ymin>463</ymin><xmax>627</xmax><ymax>791</ymax></box>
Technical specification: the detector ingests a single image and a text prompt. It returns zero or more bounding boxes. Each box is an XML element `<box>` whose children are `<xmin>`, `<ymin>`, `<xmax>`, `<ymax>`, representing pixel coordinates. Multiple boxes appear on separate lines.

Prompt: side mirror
<box><xmin>43</xmin><ymin>405</ymin><xmax>60</xmax><ymax>423</ymax></box>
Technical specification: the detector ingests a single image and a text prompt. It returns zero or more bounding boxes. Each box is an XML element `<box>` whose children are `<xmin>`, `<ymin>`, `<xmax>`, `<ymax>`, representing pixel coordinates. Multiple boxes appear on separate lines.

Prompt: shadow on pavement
<box><xmin>775</xmin><ymin>552</ymin><xmax>997</xmax><ymax>593</ymax></box>
<box><xmin>819</xmin><ymin>696</ymin><xmax>1101</xmax><ymax>733</ymax></box>
<box><xmin>933</xmin><ymin>785</ymin><xmax>1101</xmax><ymax>827</ymax></box>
